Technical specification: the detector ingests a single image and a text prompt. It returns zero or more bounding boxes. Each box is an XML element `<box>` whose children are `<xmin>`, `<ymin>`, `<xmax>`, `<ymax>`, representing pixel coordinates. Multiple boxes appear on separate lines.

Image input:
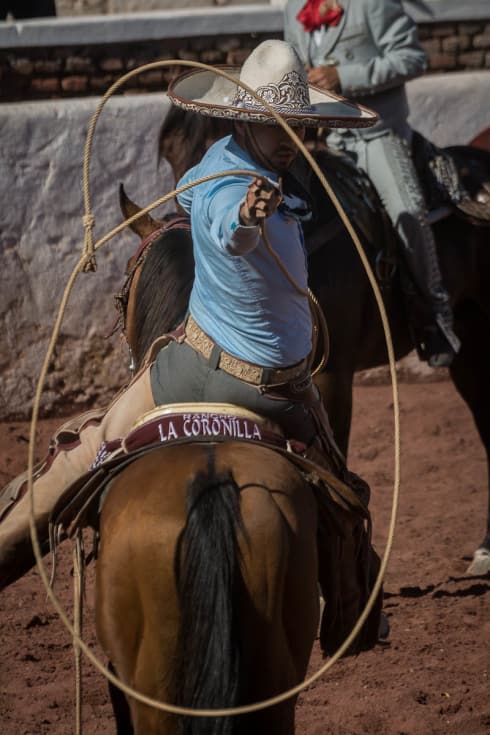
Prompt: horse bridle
<box><xmin>110</xmin><ymin>214</ymin><xmax>191</xmax><ymax>373</ymax></box>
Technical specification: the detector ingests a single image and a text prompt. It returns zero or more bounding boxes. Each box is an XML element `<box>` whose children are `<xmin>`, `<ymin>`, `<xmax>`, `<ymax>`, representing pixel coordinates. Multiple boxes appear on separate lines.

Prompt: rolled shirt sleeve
<box><xmin>207</xmin><ymin>180</ymin><xmax>260</xmax><ymax>255</ymax></box>
<box><xmin>178</xmin><ymin>170</ymin><xmax>264</xmax><ymax>256</ymax></box>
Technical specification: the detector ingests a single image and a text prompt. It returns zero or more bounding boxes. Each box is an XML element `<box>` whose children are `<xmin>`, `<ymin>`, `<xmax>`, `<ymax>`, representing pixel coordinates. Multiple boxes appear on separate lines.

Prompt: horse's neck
<box><xmin>295</xmin><ymin>149</ymin><xmax>389</xmax><ymax>257</ymax></box>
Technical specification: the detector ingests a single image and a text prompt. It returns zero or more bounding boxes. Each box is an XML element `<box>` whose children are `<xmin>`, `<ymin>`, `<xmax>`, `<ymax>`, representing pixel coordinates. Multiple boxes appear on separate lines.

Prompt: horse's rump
<box><xmin>95</xmin><ymin>441</ymin><xmax>319</xmax><ymax>733</ymax></box>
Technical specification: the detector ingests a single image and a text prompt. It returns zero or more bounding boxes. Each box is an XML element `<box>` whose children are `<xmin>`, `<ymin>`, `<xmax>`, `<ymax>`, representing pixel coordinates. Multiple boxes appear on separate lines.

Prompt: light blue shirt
<box><xmin>177</xmin><ymin>135</ymin><xmax>312</xmax><ymax>368</ymax></box>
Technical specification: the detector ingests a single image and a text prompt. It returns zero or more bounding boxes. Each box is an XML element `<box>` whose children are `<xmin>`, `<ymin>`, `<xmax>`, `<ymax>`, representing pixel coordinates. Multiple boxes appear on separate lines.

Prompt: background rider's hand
<box><xmin>239</xmin><ymin>176</ymin><xmax>283</xmax><ymax>227</ymax></box>
<box><xmin>307</xmin><ymin>65</ymin><xmax>341</xmax><ymax>93</ymax></box>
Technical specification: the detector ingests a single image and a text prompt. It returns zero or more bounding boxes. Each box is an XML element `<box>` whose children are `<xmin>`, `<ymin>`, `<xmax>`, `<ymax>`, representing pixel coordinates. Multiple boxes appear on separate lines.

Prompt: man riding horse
<box><xmin>284</xmin><ymin>0</ymin><xmax>461</xmax><ymax>367</ymax></box>
<box><xmin>0</xmin><ymin>41</ymin><xmax>380</xmax><ymax>620</ymax></box>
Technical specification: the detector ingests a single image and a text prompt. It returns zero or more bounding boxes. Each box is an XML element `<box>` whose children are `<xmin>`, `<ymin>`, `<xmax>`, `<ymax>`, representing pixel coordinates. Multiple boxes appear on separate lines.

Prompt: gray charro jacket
<box><xmin>284</xmin><ymin>0</ymin><xmax>427</xmax><ymax>137</ymax></box>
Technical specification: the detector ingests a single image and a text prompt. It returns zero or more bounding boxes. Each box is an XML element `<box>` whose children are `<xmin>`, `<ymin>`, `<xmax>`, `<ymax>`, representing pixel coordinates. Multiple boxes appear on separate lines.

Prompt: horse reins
<box><xmin>110</xmin><ymin>215</ymin><xmax>191</xmax><ymax>339</ymax></box>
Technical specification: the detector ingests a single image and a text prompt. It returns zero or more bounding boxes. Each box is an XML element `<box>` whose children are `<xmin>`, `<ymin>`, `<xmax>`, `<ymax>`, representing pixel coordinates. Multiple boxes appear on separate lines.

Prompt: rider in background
<box><xmin>284</xmin><ymin>0</ymin><xmax>460</xmax><ymax>367</ymax></box>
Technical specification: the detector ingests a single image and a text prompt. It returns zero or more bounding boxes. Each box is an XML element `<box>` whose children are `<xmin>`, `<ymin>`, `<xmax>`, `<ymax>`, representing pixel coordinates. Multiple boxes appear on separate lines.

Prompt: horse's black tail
<box><xmin>173</xmin><ymin>450</ymin><xmax>244</xmax><ymax>735</ymax></box>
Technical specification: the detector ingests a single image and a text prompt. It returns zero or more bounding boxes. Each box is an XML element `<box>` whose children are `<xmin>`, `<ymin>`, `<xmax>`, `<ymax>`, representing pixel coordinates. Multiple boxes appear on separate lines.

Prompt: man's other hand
<box><xmin>307</xmin><ymin>65</ymin><xmax>341</xmax><ymax>93</ymax></box>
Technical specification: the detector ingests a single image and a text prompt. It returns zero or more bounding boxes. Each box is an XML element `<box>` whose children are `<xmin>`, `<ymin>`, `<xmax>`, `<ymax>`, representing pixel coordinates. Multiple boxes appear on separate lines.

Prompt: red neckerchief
<box><xmin>296</xmin><ymin>0</ymin><xmax>344</xmax><ymax>33</ymax></box>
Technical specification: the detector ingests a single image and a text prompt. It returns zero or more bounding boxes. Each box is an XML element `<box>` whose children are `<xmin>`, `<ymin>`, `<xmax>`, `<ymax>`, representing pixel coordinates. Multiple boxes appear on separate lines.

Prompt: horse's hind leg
<box><xmin>98</xmin><ymin>559</ymin><xmax>181</xmax><ymax>734</ymax></box>
<box><xmin>96</xmin><ymin>476</ymin><xmax>183</xmax><ymax>734</ymax></box>
<box><xmin>125</xmin><ymin>638</ymin><xmax>181</xmax><ymax>735</ymax></box>
<box><xmin>238</xmin><ymin>620</ymin><xmax>298</xmax><ymax>735</ymax></box>
<box><xmin>108</xmin><ymin>662</ymin><xmax>134</xmax><ymax>735</ymax></box>
<box><xmin>450</xmin><ymin>306</ymin><xmax>490</xmax><ymax>575</ymax></box>
<box><xmin>98</xmin><ymin>559</ymin><xmax>181</xmax><ymax>735</ymax></box>
<box><xmin>237</xmin><ymin>481</ymin><xmax>318</xmax><ymax>734</ymax></box>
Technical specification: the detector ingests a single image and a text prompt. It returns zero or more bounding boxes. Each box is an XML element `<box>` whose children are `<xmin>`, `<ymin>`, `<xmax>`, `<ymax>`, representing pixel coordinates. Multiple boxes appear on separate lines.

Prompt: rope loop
<box><xmin>26</xmin><ymin>58</ymin><xmax>401</xmax><ymax>721</ymax></box>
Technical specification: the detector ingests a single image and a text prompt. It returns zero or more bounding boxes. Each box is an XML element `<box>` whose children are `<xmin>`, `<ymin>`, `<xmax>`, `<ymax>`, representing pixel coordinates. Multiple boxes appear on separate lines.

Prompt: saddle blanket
<box><xmin>50</xmin><ymin>402</ymin><xmax>367</xmax><ymax>541</ymax></box>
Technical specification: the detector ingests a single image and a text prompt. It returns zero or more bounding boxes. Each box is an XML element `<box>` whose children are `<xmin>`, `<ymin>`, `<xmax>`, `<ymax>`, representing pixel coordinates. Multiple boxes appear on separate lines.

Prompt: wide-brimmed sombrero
<box><xmin>168</xmin><ymin>40</ymin><xmax>378</xmax><ymax>129</ymax></box>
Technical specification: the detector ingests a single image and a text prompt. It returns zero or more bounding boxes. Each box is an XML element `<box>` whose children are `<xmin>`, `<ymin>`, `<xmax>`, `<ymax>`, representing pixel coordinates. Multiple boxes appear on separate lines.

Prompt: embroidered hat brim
<box><xmin>167</xmin><ymin>66</ymin><xmax>378</xmax><ymax>129</ymax></box>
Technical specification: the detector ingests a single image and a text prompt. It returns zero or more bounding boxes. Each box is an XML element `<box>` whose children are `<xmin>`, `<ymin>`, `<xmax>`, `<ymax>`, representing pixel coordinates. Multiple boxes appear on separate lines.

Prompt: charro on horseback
<box><xmin>0</xmin><ymin>36</ymin><xmax>382</xmax><ymax>642</ymax></box>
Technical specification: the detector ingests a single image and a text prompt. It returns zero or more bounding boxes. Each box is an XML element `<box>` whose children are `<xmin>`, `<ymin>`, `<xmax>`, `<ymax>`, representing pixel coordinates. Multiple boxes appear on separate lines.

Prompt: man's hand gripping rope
<box><xmin>239</xmin><ymin>176</ymin><xmax>283</xmax><ymax>226</ymax></box>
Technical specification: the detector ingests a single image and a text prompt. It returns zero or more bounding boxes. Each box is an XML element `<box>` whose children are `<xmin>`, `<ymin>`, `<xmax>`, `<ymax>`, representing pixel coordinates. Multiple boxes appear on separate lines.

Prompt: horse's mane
<box><xmin>158</xmin><ymin>105</ymin><xmax>234</xmax><ymax>181</ymax></box>
<box><xmin>133</xmin><ymin>225</ymin><xmax>194</xmax><ymax>364</ymax></box>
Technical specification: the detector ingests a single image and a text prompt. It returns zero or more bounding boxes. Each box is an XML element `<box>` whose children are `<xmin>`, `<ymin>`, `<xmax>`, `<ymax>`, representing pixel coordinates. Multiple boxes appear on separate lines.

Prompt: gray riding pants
<box><xmin>327</xmin><ymin>128</ymin><xmax>455</xmax><ymax>337</ymax></box>
<box><xmin>150</xmin><ymin>340</ymin><xmax>318</xmax><ymax>446</ymax></box>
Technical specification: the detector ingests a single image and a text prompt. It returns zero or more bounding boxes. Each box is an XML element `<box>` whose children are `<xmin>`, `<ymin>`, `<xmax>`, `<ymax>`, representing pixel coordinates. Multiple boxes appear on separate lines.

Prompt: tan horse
<box><xmin>95</xmin><ymin>196</ymin><xmax>321</xmax><ymax>733</ymax></box>
<box><xmin>96</xmin><ymin>441</ymin><xmax>319</xmax><ymax>734</ymax></box>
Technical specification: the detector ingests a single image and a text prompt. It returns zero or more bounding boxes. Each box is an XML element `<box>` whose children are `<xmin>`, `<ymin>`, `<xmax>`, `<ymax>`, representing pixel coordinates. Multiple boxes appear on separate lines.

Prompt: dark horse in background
<box><xmin>96</xmin><ymin>218</ymin><xmax>320</xmax><ymax>734</ymax></box>
<box><xmin>137</xmin><ymin>107</ymin><xmax>490</xmax><ymax>576</ymax></box>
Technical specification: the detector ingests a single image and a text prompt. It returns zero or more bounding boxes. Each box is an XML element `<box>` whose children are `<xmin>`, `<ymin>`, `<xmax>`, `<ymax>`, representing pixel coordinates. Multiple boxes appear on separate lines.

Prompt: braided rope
<box><xmin>81</xmin><ymin>214</ymin><xmax>96</xmax><ymax>273</ymax></box>
<box><xmin>26</xmin><ymin>60</ymin><xmax>401</xmax><ymax>718</ymax></box>
<box><xmin>73</xmin><ymin>533</ymin><xmax>84</xmax><ymax>735</ymax></box>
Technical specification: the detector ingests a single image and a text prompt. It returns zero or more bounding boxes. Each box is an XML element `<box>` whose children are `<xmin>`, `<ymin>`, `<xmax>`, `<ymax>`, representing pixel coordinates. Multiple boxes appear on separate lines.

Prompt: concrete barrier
<box><xmin>0</xmin><ymin>93</ymin><xmax>173</xmax><ymax>419</ymax></box>
<box><xmin>407</xmin><ymin>70</ymin><xmax>490</xmax><ymax>147</ymax></box>
<box><xmin>1</xmin><ymin>70</ymin><xmax>489</xmax><ymax>418</ymax></box>
<box><xmin>2</xmin><ymin>2</ymin><xmax>489</xmax><ymax>47</ymax></box>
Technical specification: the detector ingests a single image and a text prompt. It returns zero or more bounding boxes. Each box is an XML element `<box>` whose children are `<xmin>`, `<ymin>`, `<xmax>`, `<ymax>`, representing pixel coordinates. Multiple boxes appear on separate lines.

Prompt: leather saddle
<box><xmin>50</xmin><ymin>402</ymin><xmax>367</xmax><ymax>544</ymax></box>
<box><xmin>412</xmin><ymin>130</ymin><xmax>490</xmax><ymax>226</ymax></box>
<box><xmin>289</xmin><ymin>146</ymin><xmax>389</xmax><ymax>251</ymax></box>
<box><xmin>288</xmin><ymin>135</ymin><xmax>489</xmax><ymax>292</ymax></box>
<box><xmin>49</xmin><ymin>401</ymin><xmax>380</xmax><ymax>659</ymax></box>
<box><xmin>288</xmin><ymin>147</ymin><xmax>398</xmax><ymax>285</ymax></box>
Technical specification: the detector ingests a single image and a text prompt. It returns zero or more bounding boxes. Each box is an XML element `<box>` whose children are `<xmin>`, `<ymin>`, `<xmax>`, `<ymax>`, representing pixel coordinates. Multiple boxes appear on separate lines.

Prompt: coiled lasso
<box><xmin>25</xmin><ymin>59</ymin><xmax>401</xmax><ymax>724</ymax></box>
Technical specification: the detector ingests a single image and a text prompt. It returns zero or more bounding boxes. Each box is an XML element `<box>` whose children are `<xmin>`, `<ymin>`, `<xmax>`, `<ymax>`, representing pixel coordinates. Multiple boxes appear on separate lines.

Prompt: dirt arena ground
<box><xmin>0</xmin><ymin>379</ymin><xmax>489</xmax><ymax>735</ymax></box>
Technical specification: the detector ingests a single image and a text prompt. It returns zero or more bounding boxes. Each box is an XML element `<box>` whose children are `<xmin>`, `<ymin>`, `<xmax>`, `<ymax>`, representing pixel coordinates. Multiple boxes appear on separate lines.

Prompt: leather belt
<box><xmin>185</xmin><ymin>315</ymin><xmax>308</xmax><ymax>387</ymax></box>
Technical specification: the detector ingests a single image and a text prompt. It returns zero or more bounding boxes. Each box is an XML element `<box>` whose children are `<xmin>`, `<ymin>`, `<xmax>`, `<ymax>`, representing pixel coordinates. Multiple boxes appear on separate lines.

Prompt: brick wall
<box><xmin>40</xmin><ymin>0</ymin><xmax>108</xmax><ymax>14</ymax></box>
<box><xmin>419</xmin><ymin>21</ymin><xmax>490</xmax><ymax>72</ymax></box>
<box><xmin>0</xmin><ymin>35</ymin><xmax>268</xmax><ymax>101</ymax></box>
<box><xmin>55</xmin><ymin>1</ymin><xmax>263</xmax><ymax>13</ymax></box>
<box><xmin>1</xmin><ymin>20</ymin><xmax>489</xmax><ymax>102</ymax></box>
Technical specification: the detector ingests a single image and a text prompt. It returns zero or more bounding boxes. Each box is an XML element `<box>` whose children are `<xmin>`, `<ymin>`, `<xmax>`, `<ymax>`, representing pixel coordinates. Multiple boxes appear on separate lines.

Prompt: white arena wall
<box><xmin>0</xmin><ymin>70</ymin><xmax>489</xmax><ymax>419</ymax></box>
